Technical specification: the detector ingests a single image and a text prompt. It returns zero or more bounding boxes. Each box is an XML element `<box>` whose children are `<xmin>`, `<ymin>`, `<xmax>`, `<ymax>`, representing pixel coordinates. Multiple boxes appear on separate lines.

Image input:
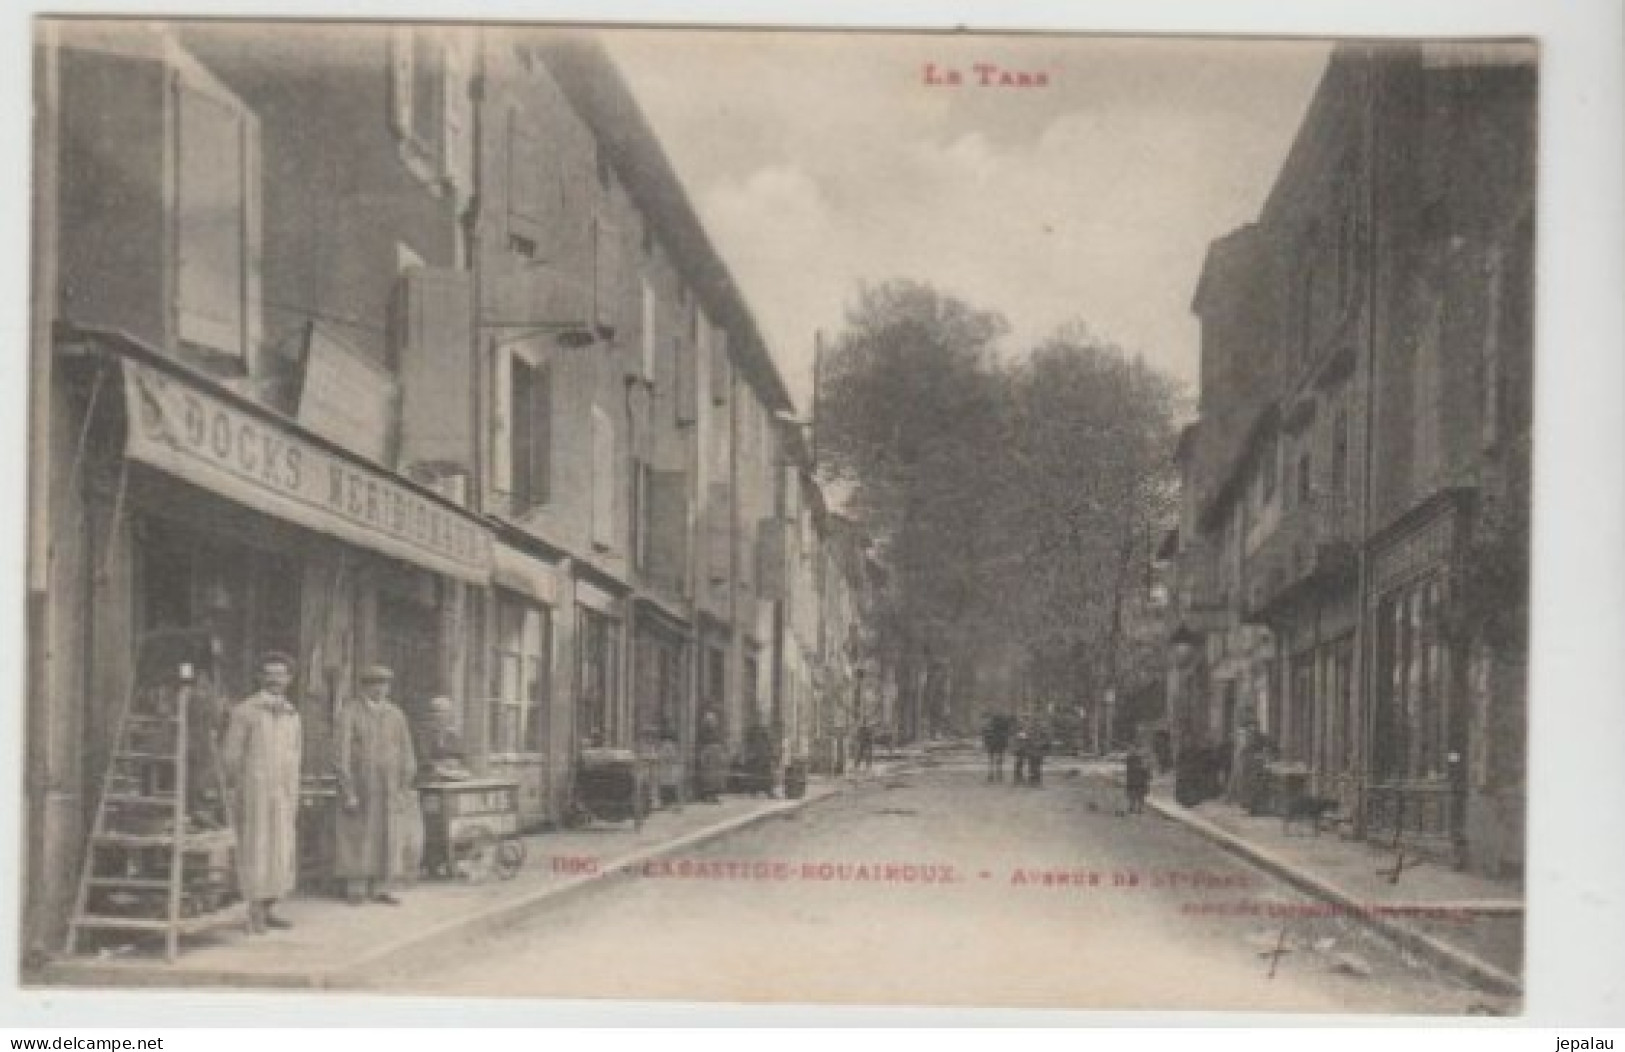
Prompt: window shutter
<box><xmin>709</xmin><ymin>323</ymin><xmax>730</xmax><ymax>405</ymax></box>
<box><xmin>389</xmin><ymin>28</ymin><xmax>412</xmax><ymax>137</ymax></box>
<box><xmin>677</xmin><ymin>308</ymin><xmax>701</xmax><ymax>426</ymax></box>
<box><xmin>440</xmin><ymin>33</ymin><xmax>473</xmax><ymax>195</ymax></box>
<box><xmin>396</xmin><ymin>267</ymin><xmax>475</xmax><ymax>474</ymax></box>
<box><xmin>757</xmin><ymin>517</ymin><xmax>786</xmax><ymax>602</ymax></box>
<box><xmin>528</xmin><ymin>361</ymin><xmax>552</xmax><ymax>505</ymax></box>
<box><xmin>591</xmin><ymin>407</ymin><xmax>616</xmax><ymax>550</ymax></box>
<box><xmin>491</xmin><ymin>347</ymin><xmax>513</xmax><ymax>497</ymax></box>
<box><xmin>175</xmin><ymin>68</ymin><xmax>249</xmax><ymax>364</ymax></box>
<box><xmin>640</xmin><ymin>278</ymin><xmax>657</xmax><ymax>382</ymax></box>
<box><xmin>507</xmin><ymin>111</ymin><xmax>546</xmax><ymax>234</ymax></box>
<box><xmin>707</xmin><ymin>482</ymin><xmax>730</xmax><ymax>582</ymax></box>
<box><xmin>594</xmin><ymin>214</ymin><xmax>619</xmax><ymax>334</ymax></box>
<box><xmin>410</xmin><ymin>32</ymin><xmax>441</xmax><ymax>153</ymax></box>
<box><xmin>510</xmin><ymin>358</ymin><xmax>533</xmax><ymax>505</ymax></box>
<box><xmin>242</xmin><ymin>97</ymin><xmax>262</xmax><ymax>376</ymax></box>
<box><xmin>647</xmin><ymin>469</ymin><xmax>690</xmax><ymax>591</ymax></box>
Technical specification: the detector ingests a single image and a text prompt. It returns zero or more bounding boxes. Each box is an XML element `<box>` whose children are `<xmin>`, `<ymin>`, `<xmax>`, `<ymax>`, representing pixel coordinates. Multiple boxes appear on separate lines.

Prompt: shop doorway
<box><xmin>377</xmin><ymin>596</ymin><xmax>442</xmax><ymax>723</ymax></box>
<box><xmin>136</xmin><ymin>518</ymin><xmax>301</xmax><ymax>704</ymax></box>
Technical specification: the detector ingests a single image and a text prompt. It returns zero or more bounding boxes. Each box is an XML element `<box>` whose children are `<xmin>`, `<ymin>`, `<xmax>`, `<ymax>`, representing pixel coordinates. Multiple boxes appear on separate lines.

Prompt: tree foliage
<box><xmin>818</xmin><ymin>283</ymin><xmax>1183</xmax><ymax>740</ymax></box>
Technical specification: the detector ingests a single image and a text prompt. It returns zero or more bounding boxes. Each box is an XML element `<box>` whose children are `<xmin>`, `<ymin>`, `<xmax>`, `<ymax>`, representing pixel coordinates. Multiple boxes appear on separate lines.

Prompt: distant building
<box><xmin>1166</xmin><ymin>43</ymin><xmax>1535</xmax><ymax>878</ymax></box>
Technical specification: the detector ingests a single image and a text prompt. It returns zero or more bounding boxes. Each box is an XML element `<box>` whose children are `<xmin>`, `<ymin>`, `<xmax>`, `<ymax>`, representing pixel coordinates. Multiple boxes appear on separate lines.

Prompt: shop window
<box><xmin>1374</xmin><ymin>573</ymin><xmax>1449</xmax><ymax>783</ymax></box>
<box><xmin>1289</xmin><ymin>655</ymin><xmax>1315</xmax><ymax>763</ymax></box>
<box><xmin>174</xmin><ymin>53</ymin><xmax>261</xmax><ymax>368</ymax></box>
<box><xmin>708</xmin><ymin>648</ymin><xmax>727</xmax><ymax>711</ymax></box>
<box><xmin>577</xmin><ymin>607</ymin><xmax>620</xmax><ymax>747</ymax></box>
<box><xmin>135</xmin><ymin>520</ymin><xmax>299</xmax><ymax>704</ymax></box>
<box><xmin>492</xmin><ymin>596</ymin><xmax>550</xmax><ymax>755</ymax></box>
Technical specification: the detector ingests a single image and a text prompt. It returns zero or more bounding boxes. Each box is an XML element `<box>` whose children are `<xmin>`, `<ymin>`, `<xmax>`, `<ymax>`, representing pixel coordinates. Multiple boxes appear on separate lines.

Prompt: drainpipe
<box><xmin>727</xmin><ymin>357</ymin><xmax>742</xmax><ymax>751</ymax></box>
<box><xmin>26</xmin><ymin>22</ymin><xmax>61</xmax><ymax>966</ymax></box>
<box><xmin>465</xmin><ymin>26</ymin><xmax>490</xmax><ymax>773</ymax></box>
<box><xmin>1353</xmin><ymin>50</ymin><xmax>1385</xmax><ymax>839</ymax></box>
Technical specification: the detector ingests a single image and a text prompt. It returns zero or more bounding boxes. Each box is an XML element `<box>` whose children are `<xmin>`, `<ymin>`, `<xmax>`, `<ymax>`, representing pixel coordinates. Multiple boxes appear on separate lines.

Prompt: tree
<box><xmin>1003</xmin><ymin>327</ymin><xmax>1181</xmax><ymax>742</ymax></box>
<box><xmin>818</xmin><ymin>289</ymin><xmax>1184</xmax><ymax>747</ymax></box>
<box><xmin>817</xmin><ymin>281</ymin><xmax>1010</xmax><ymax>738</ymax></box>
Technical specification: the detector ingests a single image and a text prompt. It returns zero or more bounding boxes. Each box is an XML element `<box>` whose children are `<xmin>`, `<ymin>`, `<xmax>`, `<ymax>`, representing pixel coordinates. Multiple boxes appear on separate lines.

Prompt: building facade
<box><xmin>26</xmin><ymin>21</ymin><xmax>874</xmax><ymax>963</ymax></box>
<box><xmin>1167</xmin><ymin>43</ymin><xmax>1535</xmax><ymax>878</ymax></box>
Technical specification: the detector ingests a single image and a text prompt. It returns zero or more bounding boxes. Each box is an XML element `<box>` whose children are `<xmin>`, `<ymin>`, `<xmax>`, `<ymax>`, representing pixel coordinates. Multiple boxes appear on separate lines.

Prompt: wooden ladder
<box><xmin>65</xmin><ymin>647</ymin><xmax>242</xmax><ymax>962</ymax></box>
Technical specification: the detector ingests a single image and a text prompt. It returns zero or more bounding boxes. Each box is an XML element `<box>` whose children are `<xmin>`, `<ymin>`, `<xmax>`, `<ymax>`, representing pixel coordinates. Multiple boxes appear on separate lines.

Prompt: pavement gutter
<box><xmin>1145</xmin><ymin>795</ymin><xmax>1524</xmax><ymax>999</ymax></box>
<box><xmin>38</xmin><ymin>775</ymin><xmax>873</xmax><ymax>991</ymax></box>
<box><xmin>330</xmin><ymin>783</ymin><xmax>854</xmax><ymax>988</ymax></box>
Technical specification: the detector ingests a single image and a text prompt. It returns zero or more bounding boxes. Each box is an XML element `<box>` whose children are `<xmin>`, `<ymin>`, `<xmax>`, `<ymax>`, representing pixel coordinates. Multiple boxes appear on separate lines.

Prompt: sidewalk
<box><xmin>37</xmin><ymin>771</ymin><xmax>880</xmax><ymax>991</ymax></box>
<box><xmin>1139</xmin><ymin>775</ymin><xmax>1524</xmax><ymax>998</ymax></box>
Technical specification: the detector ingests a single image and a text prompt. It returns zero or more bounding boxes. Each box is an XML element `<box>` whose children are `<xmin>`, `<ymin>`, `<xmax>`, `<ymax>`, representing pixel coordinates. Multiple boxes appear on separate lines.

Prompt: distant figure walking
<box><xmin>854</xmin><ymin>722</ymin><xmax>875</xmax><ymax>772</ymax></box>
<box><xmin>696</xmin><ymin>709</ymin><xmax>727</xmax><ymax>803</ymax></box>
<box><xmin>981</xmin><ymin>713</ymin><xmax>1013</xmax><ymax>782</ymax></box>
<box><xmin>1125</xmin><ymin>748</ymin><xmax>1151</xmax><ymax>814</ymax></box>
<box><xmin>1012</xmin><ymin>715</ymin><xmax>1047</xmax><ymax>786</ymax></box>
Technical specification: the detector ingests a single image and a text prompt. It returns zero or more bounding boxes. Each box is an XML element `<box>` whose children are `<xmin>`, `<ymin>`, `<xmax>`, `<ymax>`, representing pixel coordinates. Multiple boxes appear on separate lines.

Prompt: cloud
<box><xmin>612</xmin><ymin>33</ymin><xmax>1328</xmax><ymax>411</ymax></box>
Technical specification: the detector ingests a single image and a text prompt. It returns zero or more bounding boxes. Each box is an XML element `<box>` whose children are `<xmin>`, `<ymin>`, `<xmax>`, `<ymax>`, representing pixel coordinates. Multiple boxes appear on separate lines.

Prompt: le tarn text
<box><xmin>924</xmin><ymin>62</ymin><xmax>1050</xmax><ymax>88</ymax></box>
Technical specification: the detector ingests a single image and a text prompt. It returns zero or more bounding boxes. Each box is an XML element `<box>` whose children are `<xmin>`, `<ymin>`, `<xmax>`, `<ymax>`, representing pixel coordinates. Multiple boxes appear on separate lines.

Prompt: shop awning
<box><xmin>121</xmin><ymin>356</ymin><xmax>494</xmax><ymax>584</ymax></box>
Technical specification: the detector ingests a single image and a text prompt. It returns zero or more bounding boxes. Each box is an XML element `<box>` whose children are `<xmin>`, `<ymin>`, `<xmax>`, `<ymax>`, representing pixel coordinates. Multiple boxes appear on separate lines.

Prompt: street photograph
<box><xmin>21</xmin><ymin>17</ymin><xmax>1539</xmax><ymax>1016</ymax></box>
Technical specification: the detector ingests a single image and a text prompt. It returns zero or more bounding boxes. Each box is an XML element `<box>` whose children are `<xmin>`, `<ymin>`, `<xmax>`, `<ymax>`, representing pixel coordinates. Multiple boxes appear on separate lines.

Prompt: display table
<box><xmin>297</xmin><ymin>779</ymin><xmax>339</xmax><ymax>893</ymax></box>
<box><xmin>1261</xmin><ymin>761</ymin><xmax>1312</xmax><ymax>817</ymax></box>
<box><xmin>573</xmin><ymin>748</ymin><xmax>646</xmax><ymax>828</ymax></box>
<box><xmin>418</xmin><ymin>779</ymin><xmax>524</xmax><ymax>881</ymax></box>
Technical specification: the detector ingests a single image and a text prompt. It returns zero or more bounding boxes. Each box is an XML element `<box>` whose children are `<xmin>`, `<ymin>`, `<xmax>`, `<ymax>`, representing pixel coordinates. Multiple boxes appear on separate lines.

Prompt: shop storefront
<box><xmin>1364</xmin><ymin>495</ymin><xmax>1467</xmax><ymax>848</ymax></box>
<box><xmin>486</xmin><ymin>541</ymin><xmax>562</xmax><ymax>829</ymax></box>
<box><xmin>57</xmin><ymin>344</ymin><xmax>494</xmax><ymax>911</ymax></box>
<box><xmin>574</xmin><ymin>580</ymin><xmax>625</xmax><ymax>750</ymax></box>
<box><xmin>633</xmin><ymin>605</ymin><xmax>688</xmax><ymax>741</ymax></box>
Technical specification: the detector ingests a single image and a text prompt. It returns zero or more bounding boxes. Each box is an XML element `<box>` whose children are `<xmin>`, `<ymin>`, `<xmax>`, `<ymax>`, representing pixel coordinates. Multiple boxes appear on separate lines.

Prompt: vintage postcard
<box><xmin>21</xmin><ymin>16</ymin><xmax>1542</xmax><ymax>1015</ymax></box>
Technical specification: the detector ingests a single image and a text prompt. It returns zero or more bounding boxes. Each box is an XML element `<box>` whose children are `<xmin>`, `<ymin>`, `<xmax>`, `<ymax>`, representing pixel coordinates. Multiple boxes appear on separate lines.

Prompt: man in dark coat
<box><xmin>853</xmin><ymin>722</ymin><xmax>875</xmax><ymax>772</ymax></box>
<box><xmin>981</xmin><ymin>713</ymin><xmax>1012</xmax><ymax>782</ymax></box>
<box><xmin>1125</xmin><ymin>748</ymin><xmax>1152</xmax><ymax>814</ymax></box>
<box><xmin>696</xmin><ymin>709</ymin><xmax>727</xmax><ymax>803</ymax></box>
<box><xmin>335</xmin><ymin>665</ymin><xmax>420</xmax><ymax>906</ymax></box>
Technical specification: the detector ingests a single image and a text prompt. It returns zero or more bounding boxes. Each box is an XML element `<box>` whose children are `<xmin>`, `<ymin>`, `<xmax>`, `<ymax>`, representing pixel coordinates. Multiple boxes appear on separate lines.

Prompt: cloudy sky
<box><xmin>603</xmin><ymin>29</ymin><xmax>1330</xmax><ymax>413</ymax></box>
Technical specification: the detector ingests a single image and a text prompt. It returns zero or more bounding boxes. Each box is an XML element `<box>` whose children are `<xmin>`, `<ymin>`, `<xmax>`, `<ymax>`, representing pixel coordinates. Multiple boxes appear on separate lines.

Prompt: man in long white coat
<box><xmin>220</xmin><ymin>652</ymin><xmax>303</xmax><ymax>934</ymax></box>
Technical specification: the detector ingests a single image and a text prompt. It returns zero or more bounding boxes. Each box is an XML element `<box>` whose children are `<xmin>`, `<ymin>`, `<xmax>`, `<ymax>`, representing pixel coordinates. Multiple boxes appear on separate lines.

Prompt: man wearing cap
<box><xmin>334</xmin><ymin>665</ymin><xmax>421</xmax><ymax>906</ymax></box>
<box><xmin>221</xmin><ymin>652</ymin><xmax>303</xmax><ymax>934</ymax></box>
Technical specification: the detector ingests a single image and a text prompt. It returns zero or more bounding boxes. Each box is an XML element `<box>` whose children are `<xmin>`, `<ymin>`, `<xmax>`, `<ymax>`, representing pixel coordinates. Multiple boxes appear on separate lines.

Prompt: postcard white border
<box><xmin>1</xmin><ymin>0</ymin><xmax>1620</xmax><ymax>1030</ymax></box>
